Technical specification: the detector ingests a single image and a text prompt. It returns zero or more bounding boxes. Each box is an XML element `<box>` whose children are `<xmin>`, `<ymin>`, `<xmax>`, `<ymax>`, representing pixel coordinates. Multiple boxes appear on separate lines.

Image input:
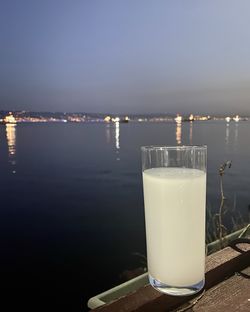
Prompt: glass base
<box><xmin>149</xmin><ymin>275</ymin><xmax>205</xmax><ymax>296</ymax></box>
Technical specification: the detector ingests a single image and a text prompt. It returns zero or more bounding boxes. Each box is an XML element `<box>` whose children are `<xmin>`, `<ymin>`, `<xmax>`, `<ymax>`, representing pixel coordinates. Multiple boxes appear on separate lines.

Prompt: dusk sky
<box><xmin>1</xmin><ymin>0</ymin><xmax>250</xmax><ymax>114</ymax></box>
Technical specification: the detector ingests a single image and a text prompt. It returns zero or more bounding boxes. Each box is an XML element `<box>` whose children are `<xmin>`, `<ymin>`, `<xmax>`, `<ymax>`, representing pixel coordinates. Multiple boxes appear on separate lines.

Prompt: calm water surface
<box><xmin>0</xmin><ymin>121</ymin><xmax>249</xmax><ymax>309</ymax></box>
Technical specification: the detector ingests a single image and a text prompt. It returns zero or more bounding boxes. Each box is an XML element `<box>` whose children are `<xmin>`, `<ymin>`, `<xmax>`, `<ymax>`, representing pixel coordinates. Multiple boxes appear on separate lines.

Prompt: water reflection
<box><xmin>189</xmin><ymin>122</ymin><xmax>193</xmax><ymax>145</ymax></box>
<box><xmin>115</xmin><ymin>121</ymin><xmax>120</xmax><ymax>150</ymax></box>
<box><xmin>176</xmin><ymin>122</ymin><xmax>182</xmax><ymax>145</ymax></box>
<box><xmin>105</xmin><ymin>121</ymin><xmax>121</xmax><ymax>160</ymax></box>
<box><xmin>234</xmin><ymin>123</ymin><xmax>238</xmax><ymax>142</ymax></box>
<box><xmin>6</xmin><ymin>124</ymin><xmax>16</xmax><ymax>173</ymax></box>
<box><xmin>105</xmin><ymin>124</ymin><xmax>111</xmax><ymax>144</ymax></box>
<box><xmin>115</xmin><ymin>121</ymin><xmax>120</xmax><ymax>161</ymax></box>
<box><xmin>225</xmin><ymin>123</ymin><xmax>230</xmax><ymax>145</ymax></box>
<box><xmin>225</xmin><ymin>122</ymin><xmax>239</xmax><ymax>151</ymax></box>
<box><xmin>233</xmin><ymin>123</ymin><xmax>239</xmax><ymax>150</ymax></box>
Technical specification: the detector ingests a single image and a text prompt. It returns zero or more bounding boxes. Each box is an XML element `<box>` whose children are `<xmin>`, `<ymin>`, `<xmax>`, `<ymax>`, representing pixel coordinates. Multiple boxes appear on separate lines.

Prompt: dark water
<box><xmin>0</xmin><ymin>121</ymin><xmax>249</xmax><ymax>310</ymax></box>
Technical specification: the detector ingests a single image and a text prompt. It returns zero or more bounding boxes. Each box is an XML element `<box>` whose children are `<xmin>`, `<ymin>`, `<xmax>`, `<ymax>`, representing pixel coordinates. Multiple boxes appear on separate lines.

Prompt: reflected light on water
<box><xmin>115</xmin><ymin>121</ymin><xmax>120</xmax><ymax>161</ymax></box>
<box><xmin>234</xmin><ymin>123</ymin><xmax>238</xmax><ymax>142</ymax></box>
<box><xmin>233</xmin><ymin>123</ymin><xmax>239</xmax><ymax>151</ymax></box>
<box><xmin>189</xmin><ymin>122</ymin><xmax>193</xmax><ymax>145</ymax></box>
<box><xmin>225</xmin><ymin>123</ymin><xmax>230</xmax><ymax>145</ymax></box>
<box><xmin>6</xmin><ymin>124</ymin><xmax>16</xmax><ymax>172</ymax></box>
<box><xmin>115</xmin><ymin>121</ymin><xmax>120</xmax><ymax>150</ymax></box>
<box><xmin>176</xmin><ymin>122</ymin><xmax>182</xmax><ymax>145</ymax></box>
<box><xmin>6</xmin><ymin>124</ymin><xmax>16</xmax><ymax>156</ymax></box>
<box><xmin>105</xmin><ymin>124</ymin><xmax>111</xmax><ymax>144</ymax></box>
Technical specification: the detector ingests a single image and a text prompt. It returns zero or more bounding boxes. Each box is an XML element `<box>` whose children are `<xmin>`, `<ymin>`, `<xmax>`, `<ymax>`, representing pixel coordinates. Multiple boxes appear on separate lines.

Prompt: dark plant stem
<box><xmin>218</xmin><ymin>172</ymin><xmax>226</xmax><ymax>248</ymax></box>
<box><xmin>216</xmin><ymin>161</ymin><xmax>231</xmax><ymax>249</ymax></box>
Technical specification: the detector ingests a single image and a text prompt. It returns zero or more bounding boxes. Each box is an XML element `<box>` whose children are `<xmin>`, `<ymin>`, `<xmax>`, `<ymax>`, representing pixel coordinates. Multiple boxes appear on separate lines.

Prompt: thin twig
<box><xmin>239</xmin><ymin>223</ymin><xmax>250</xmax><ymax>238</ymax></box>
<box><xmin>217</xmin><ymin>161</ymin><xmax>231</xmax><ymax>248</ymax></box>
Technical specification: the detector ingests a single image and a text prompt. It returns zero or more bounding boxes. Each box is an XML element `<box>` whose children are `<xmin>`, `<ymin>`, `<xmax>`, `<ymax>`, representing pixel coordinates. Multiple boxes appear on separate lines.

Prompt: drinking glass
<box><xmin>141</xmin><ymin>146</ymin><xmax>207</xmax><ymax>296</ymax></box>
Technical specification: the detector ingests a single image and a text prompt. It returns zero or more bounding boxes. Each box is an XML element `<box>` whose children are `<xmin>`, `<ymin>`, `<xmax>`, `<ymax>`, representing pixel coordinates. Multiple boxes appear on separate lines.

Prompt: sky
<box><xmin>1</xmin><ymin>0</ymin><xmax>250</xmax><ymax>115</ymax></box>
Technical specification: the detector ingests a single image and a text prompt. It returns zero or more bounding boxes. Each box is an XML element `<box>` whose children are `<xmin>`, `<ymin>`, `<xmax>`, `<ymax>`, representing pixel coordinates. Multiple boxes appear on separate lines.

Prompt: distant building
<box><xmin>233</xmin><ymin>115</ymin><xmax>240</xmax><ymax>122</ymax></box>
<box><xmin>174</xmin><ymin>114</ymin><xmax>182</xmax><ymax>123</ymax></box>
<box><xmin>189</xmin><ymin>114</ymin><xmax>194</xmax><ymax>121</ymax></box>
<box><xmin>3</xmin><ymin>112</ymin><xmax>17</xmax><ymax>124</ymax></box>
<box><xmin>104</xmin><ymin>116</ymin><xmax>111</xmax><ymax>122</ymax></box>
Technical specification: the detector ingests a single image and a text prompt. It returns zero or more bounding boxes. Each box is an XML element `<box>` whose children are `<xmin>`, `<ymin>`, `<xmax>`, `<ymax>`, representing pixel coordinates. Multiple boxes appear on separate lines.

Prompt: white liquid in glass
<box><xmin>143</xmin><ymin>167</ymin><xmax>206</xmax><ymax>287</ymax></box>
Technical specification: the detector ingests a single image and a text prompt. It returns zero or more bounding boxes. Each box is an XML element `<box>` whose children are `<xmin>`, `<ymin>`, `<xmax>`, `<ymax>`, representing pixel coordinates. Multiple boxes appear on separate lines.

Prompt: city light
<box><xmin>0</xmin><ymin>111</ymin><xmax>248</xmax><ymax>124</ymax></box>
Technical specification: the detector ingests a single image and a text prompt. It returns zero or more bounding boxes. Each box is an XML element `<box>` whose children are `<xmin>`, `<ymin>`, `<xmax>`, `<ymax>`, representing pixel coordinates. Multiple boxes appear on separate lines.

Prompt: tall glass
<box><xmin>142</xmin><ymin>146</ymin><xmax>207</xmax><ymax>296</ymax></box>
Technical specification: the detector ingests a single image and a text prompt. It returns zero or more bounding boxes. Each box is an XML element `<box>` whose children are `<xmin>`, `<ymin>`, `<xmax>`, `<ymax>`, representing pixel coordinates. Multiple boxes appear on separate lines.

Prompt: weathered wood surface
<box><xmin>90</xmin><ymin>241</ymin><xmax>250</xmax><ymax>312</ymax></box>
<box><xmin>186</xmin><ymin>266</ymin><xmax>250</xmax><ymax>311</ymax></box>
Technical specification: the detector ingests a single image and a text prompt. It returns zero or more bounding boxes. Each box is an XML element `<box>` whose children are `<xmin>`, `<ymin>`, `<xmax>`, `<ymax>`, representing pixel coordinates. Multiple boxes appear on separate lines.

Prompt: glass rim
<box><xmin>141</xmin><ymin>145</ymin><xmax>207</xmax><ymax>151</ymax></box>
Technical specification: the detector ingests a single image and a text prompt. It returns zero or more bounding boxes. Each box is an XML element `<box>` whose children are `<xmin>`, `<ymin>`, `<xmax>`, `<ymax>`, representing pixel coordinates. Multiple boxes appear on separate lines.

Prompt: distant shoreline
<box><xmin>0</xmin><ymin>110</ymin><xmax>249</xmax><ymax>124</ymax></box>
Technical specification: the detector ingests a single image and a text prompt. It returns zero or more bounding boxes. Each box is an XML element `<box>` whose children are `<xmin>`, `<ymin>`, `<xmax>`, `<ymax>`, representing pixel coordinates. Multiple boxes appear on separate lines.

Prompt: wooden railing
<box><xmin>90</xmin><ymin>239</ymin><xmax>250</xmax><ymax>312</ymax></box>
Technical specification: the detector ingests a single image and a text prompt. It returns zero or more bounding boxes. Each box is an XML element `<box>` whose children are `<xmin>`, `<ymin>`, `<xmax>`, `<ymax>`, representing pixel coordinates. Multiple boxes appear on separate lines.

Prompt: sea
<box><xmin>0</xmin><ymin>120</ymin><xmax>249</xmax><ymax>310</ymax></box>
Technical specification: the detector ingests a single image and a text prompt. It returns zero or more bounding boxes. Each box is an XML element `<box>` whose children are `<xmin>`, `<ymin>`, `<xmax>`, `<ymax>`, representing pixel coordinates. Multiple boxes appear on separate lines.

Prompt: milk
<box><xmin>143</xmin><ymin>167</ymin><xmax>206</xmax><ymax>287</ymax></box>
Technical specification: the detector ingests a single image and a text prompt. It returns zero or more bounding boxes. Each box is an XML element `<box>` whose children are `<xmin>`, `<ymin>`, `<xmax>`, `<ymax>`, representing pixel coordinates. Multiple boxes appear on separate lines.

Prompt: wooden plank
<box><xmin>90</xmin><ymin>242</ymin><xmax>250</xmax><ymax>312</ymax></box>
<box><xmin>188</xmin><ymin>267</ymin><xmax>250</xmax><ymax>311</ymax></box>
<box><xmin>204</xmin><ymin>240</ymin><xmax>250</xmax><ymax>289</ymax></box>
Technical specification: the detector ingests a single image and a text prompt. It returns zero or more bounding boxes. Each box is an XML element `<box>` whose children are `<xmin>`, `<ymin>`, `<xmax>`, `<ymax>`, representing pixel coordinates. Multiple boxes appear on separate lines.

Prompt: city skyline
<box><xmin>1</xmin><ymin>1</ymin><xmax>250</xmax><ymax>114</ymax></box>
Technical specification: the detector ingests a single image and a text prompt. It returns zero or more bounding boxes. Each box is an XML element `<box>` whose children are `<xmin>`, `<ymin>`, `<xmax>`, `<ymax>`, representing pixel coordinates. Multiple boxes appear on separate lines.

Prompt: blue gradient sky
<box><xmin>1</xmin><ymin>0</ymin><xmax>250</xmax><ymax>114</ymax></box>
